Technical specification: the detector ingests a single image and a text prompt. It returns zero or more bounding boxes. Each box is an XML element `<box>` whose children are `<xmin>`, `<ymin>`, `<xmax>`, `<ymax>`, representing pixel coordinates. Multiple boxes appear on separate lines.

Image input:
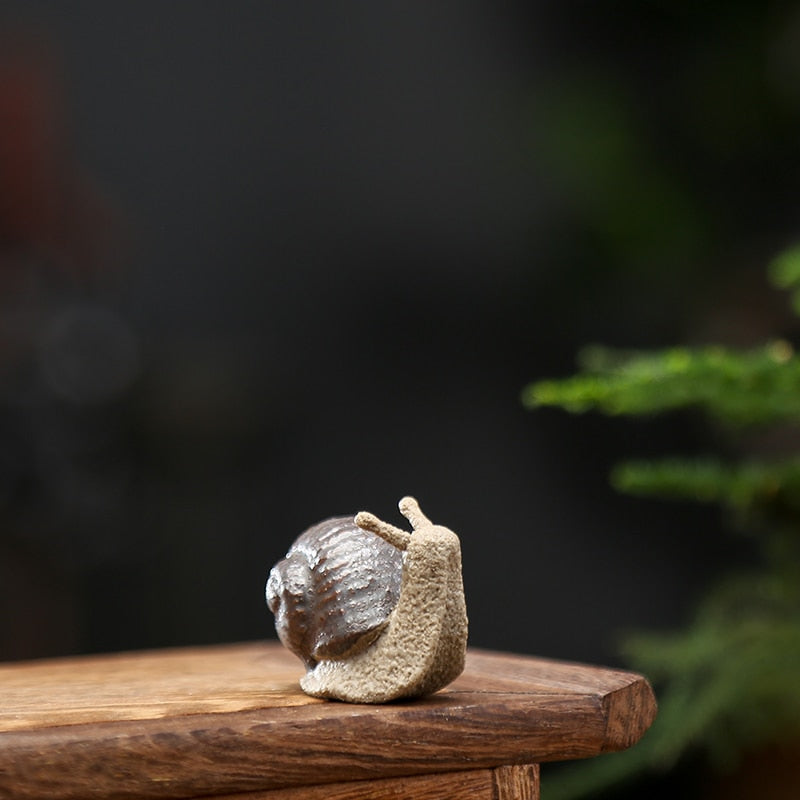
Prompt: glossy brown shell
<box><xmin>266</xmin><ymin>516</ymin><xmax>403</xmax><ymax>669</ymax></box>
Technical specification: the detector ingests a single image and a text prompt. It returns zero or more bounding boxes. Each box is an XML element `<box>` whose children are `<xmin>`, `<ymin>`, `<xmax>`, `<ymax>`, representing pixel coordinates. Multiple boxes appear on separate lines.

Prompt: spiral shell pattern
<box><xmin>266</xmin><ymin>516</ymin><xmax>403</xmax><ymax>669</ymax></box>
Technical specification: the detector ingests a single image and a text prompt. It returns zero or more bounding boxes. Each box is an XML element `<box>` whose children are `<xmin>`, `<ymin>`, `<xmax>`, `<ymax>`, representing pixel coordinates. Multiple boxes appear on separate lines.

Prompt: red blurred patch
<box><xmin>0</xmin><ymin>29</ymin><xmax>119</xmax><ymax>283</ymax></box>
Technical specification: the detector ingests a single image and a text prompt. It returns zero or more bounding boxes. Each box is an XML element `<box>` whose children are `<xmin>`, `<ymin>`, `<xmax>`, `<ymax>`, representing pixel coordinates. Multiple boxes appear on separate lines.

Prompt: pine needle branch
<box><xmin>610</xmin><ymin>457</ymin><xmax>800</xmax><ymax>522</ymax></box>
<box><xmin>522</xmin><ymin>341</ymin><xmax>799</xmax><ymax>427</ymax></box>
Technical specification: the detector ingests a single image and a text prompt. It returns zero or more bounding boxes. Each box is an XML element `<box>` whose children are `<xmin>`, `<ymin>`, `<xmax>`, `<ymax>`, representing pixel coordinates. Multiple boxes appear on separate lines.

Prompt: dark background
<box><xmin>1</xmin><ymin>3</ymin><xmax>799</xmax><ymax>793</ymax></box>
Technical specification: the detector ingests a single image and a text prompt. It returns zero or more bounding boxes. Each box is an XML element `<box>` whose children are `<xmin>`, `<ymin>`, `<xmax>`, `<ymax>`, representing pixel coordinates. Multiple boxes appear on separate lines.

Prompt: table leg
<box><xmin>205</xmin><ymin>763</ymin><xmax>540</xmax><ymax>799</ymax></box>
<box><xmin>493</xmin><ymin>764</ymin><xmax>540</xmax><ymax>800</ymax></box>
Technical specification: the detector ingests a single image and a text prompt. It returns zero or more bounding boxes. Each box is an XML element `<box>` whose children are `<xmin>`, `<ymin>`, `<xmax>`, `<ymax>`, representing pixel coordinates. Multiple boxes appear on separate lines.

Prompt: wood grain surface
<box><xmin>208</xmin><ymin>767</ymin><xmax>494</xmax><ymax>800</ymax></box>
<box><xmin>204</xmin><ymin>763</ymin><xmax>540</xmax><ymax>800</ymax></box>
<box><xmin>493</xmin><ymin>764</ymin><xmax>540</xmax><ymax>800</ymax></box>
<box><xmin>0</xmin><ymin>642</ymin><xmax>654</xmax><ymax>800</ymax></box>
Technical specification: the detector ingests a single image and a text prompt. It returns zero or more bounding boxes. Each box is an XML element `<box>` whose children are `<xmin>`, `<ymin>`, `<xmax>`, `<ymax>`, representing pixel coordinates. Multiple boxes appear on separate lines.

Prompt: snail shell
<box><xmin>266</xmin><ymin>516</ymin><xmax>403</xmax><ymax>669</ymax></box>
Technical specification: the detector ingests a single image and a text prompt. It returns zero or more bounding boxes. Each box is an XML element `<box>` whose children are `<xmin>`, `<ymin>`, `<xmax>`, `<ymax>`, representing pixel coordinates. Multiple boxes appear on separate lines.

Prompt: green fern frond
<box><xmin>524</xmin><ymin>250</ymin><xmax>800</xmax><ymax>798</ymax></box>
<box><xmin>610</xmin><ymin>457</ymin><xmax>800</xmax><ymax>518</ymax></box>
<box><xmin>522</xmin><ymin>342</ymin><xmax>800</xmax><ymax>426</ymax></box>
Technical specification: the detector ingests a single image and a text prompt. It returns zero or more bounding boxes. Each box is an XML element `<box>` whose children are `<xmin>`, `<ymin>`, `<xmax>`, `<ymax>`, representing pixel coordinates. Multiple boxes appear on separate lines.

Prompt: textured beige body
<box><xmin>300</xmin><ymin>524</ymin><xmax>468</xmax><ymax>703</ymax></box>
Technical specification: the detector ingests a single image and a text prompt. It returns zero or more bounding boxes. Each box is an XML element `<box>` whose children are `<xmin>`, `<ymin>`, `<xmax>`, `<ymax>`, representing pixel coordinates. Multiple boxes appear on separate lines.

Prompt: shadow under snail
<box><xmin>266</xmin><ymin>496</ymin><xmax>468</xmax><ymax>703</ymax></box>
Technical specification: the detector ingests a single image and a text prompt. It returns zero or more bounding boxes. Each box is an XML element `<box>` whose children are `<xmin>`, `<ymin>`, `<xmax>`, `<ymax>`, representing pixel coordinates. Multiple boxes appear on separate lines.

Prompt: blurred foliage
<box><xmin>533</xmin><ymin>75</ymin><xmax>706</xmax><ymax>273</ymax></box>
<box><xmin>523</xmin><ymin>249</ymin><xmax>800</xmax><ymax>798</ymax></box>
<box><xmin>529</xmin><ymin>1</ymin><xmax>800</xmax><ymax>369</ymax></box>
<box><xmin>770</xmin><ymin>243</ymin><xmax>800</xmax><ymax>314</ymax></box>
<box><xmin>525</xmin><ymin>341</ymin><xmax>799</xmax><ymax>425</ymax></box>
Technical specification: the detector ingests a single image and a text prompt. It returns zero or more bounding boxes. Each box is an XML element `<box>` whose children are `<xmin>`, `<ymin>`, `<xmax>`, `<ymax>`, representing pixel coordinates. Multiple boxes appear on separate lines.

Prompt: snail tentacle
<box><xmin>354</xmin><ymin>511</ymin><xmax>411</xmax><ymax>551</ymax></box>
<box><xmin>398</xmin><ymin>495</ymin><xmax>432</xmax><ymax>530</ymax></box>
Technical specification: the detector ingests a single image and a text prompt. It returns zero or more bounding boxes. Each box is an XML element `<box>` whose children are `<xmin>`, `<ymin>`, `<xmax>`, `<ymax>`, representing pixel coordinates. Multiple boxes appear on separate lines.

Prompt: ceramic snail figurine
<box><xmin>266</xmin><ymin>496</ymin><xmax>468</xmax><ymax>703</ymax></box>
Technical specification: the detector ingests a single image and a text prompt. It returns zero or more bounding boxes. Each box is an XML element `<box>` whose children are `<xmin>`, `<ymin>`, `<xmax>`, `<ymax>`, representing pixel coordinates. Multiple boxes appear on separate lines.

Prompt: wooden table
<box><xmin>0</xmin><ymin>641</ymin><xmax>656</xmax><ymax>800</ymax></box>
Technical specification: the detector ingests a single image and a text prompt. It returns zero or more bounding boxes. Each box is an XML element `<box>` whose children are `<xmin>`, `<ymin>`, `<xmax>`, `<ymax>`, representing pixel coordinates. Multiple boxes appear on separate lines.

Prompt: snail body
<box><xmin>266</xmin><ymin>496</ymin><xmax>467</xmax><ymax>703</ymax></box>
